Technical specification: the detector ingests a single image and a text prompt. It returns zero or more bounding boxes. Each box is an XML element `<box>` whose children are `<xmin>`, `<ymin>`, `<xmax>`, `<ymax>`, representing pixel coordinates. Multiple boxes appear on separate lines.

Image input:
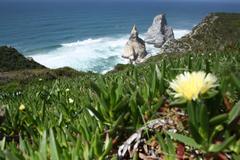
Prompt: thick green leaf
<box><xmin>150</xmin><ymin>68</ymin><xmax>157</xmax><ymax>96</ymax></box>
<box><xmin>167</xmin><ymin>131</ymin><xmax>201</xmax><ymax>149</ymax></box>
<box><xmin>228</xmin><ymin>100</ymin><xmax>240</xmax><ymax>124</ymax></box>
<box><xmin>157</xmin><ymin>134</ymin><xmax>168</xmax><ymax>153</ymax></box>
<box><xmin>231</xmin><ymin>73</ymin><xmax>240</xmax><ymax>91</ymax></box>
<box><xmin>93</xmin><ymin>132</ymin><xmax>102</xmax><ymax>158</ymax></box>
<box><xmin>99</xmin><ymin>135</ymin><xmax>112</xmax><ymax>160</ymax></box>
<box><xmin>157</xmin><ymin>133</ymin><xmax>176</xmax><ymax>160</ymax></box>
<box><xmin>199</xmin><ymin>103</ymin><xmax>209</xmax><ymax>140</ymax></box>
<box><xmin>49</xmin><ymin>129</ymin><xmax>59</xmax><ymax>160</ymax></box>
<box><xmin>232</xmin><ymin>154</ymin><xmax>240</xmax><ymax>160</ymax></box>
<box><xmin>169</xmin><ymin>98</ymin><xmax>187</xmax><ymax>106</ymax></box>
<box><xmin>188</xmin><ymin>54</ymin><xmax>192</xmax><ymax>70</ymax></box>
<box><xmin>4</xmin><ymin>150</ymin><xmax>20</xmax><ymax>160</ymax></box>
<box><xmin>0</xmin><ymin>137</ymin><xmax>5</xmax><ymax>150</ymax></box>
<box><xmin>39</xmin><ymin>131</ymin><xmax>47</xmax><ymax>160</ymax></box>
<box><xmin>189</xmin><ymin>122</ymin><xmax>203</xmax><ymax>144</ymax></box>
<box><xmin>110</xmin><ymin>113</ymin><xmax>125</xmax><ymax>133</ymax></box>
<box><xmin>19</xmin><ymin>137</ymin><xmax>29</xmax><ymax>158</ymax></box>
<box><xmin>86</xmin><ymin>106</ymin><xmax>105</xmax><ymax>122</ymax></box>
<box><xmin>90</xmin><ymin>81</ymin><xmax>102</xmax><ymax>98</ymax></box>
<box><xmin>113</xmin><ymin>96</ymin><xmax>129</xmax><ymax>112</ymax></box>
<box><xmin>208</xmin><ymin>135</ymin><xmax>236</xmax><ymax>152</ymax></box>
<box><xmin>187</xmin><ymin>102</ymin><xmax>196</xmax><ymax>126</ymax></box>
<box><xmin>209</xmin><ymin>113</ymin><xmax>228</xmax><ymax>126</ymax></box>
<box><xmin>83</xmin><ymin>141</ymin><xmax>90</xmax><ymax>160</ymax></box>
<box><xmin>165</xmin><ymin>135</ymin><xmax>176</xmax><ymax>160</ymax></box>
<box><xmin>155</xmin><ymin>64</ymin><xmax>162</xmax><ymax>81</ymax></box>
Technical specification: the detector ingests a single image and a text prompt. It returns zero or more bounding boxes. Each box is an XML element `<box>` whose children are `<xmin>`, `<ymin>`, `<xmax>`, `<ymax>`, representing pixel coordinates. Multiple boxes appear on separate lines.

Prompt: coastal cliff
<box><xmin>0</xmin><ymin>46</ymin><xmax>87</xmax><ymax>85</ymax></box>
<box><xmin>160</xmin><ymin>13</ymin><xmax>240</xmax><ymax>54</ymax></box>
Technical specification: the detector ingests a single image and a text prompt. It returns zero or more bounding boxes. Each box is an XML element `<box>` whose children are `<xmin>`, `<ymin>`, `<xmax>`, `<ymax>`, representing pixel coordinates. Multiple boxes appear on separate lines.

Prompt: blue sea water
<box><xmin>0</xmin><ymin>1</ymin><xmax>239</xmax><ymax>72</ymax></box>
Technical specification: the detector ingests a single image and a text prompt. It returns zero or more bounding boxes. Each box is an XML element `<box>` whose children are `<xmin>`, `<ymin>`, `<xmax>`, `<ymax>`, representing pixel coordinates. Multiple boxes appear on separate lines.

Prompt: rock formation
<box><xmin>122</xmin><ymin>25</ymin><xmax>148</xmax><ymax>63</ymax></box>
<box><xmin>145</xmin><ymin>14</ymin><xmax>174</xmax><ymax>48</ymax></box>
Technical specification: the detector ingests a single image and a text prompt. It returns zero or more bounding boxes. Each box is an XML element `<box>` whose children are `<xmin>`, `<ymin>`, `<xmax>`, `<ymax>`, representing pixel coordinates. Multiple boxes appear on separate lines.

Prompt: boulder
<box><xmin>145</xmin><ymin>14</ymin><xmax>174</xmax><ymax>48</ymax></box>
<box><xmin>122</xmin><ymin>25</ymin><xmax>148</xmax><ymax>63</ymax></box>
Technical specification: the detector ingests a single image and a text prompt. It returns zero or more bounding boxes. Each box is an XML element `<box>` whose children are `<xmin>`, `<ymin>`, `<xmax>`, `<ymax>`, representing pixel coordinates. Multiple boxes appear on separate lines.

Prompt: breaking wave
<box><xmin>30</xmin><ymin>29</ymin><xmax>190</xmax><ymax>73</ymax></box>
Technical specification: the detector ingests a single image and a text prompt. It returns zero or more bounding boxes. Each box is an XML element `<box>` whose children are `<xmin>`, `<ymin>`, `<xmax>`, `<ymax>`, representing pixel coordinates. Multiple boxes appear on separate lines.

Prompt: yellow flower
<box><xmin>169</xmin><ymin>71</ymin><xmax>218</xmax><ymax>101</ymax></box>
<box><xmin>68</xmin><ymin>98</ymin><xmax>74</xmax><ymax>104</ymax></box>
<box><xmin>19</xmin><ymin>104</ymin><xmax>25</xmax><ymax>111</ymax></box>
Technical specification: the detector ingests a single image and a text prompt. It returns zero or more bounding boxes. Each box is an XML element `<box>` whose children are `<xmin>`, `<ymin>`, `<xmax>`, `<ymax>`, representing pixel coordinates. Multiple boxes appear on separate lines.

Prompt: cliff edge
<box><xmin>160</xmin><ymin>13</ymin><xmax>240</xmax><ymax>54</ymax></box>
<box><xmin>0</xmin><ymin>46</ymin><xmax>46</xmax><ymax>72</ymax></box>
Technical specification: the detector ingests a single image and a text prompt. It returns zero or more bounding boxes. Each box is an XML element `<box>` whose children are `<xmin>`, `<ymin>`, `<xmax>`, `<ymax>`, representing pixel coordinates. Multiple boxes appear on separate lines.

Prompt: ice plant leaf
<box><xmin>169</xmin><ymin>98</ymin><xmax>187</xmax><ymax>106</ymax></box>
<box><xmin>99</xmin><ymin>135</ymin><xmax>112</xmax><ymax>160</ymax></box>
<box><xmin>166</xmin><ymin>131</ymin><xmax>201</xmax><ymax>149</ymax></box>
<box><xmin>208</xmin><ymin>135</ymin><xmax>236</xmax><ymax>152</ymax></box>
<box><xmin>231</xmin><ymin>73</ymin><xmax>240</xmax><ymax>91</ymax></box>
<box><xmin>50</xmin><ymin>129</ymin><xmax>59</xmax><ymax>160</ymax></box>
<box><xmin>209</xmin><ymin>113</ymin><xmax>228</xmax><ymax>126</ymax></box>
<box><xmin>228</xmin><ymin>100</ymin><xmax>240</xmax><ymax>124</ymax></box>
<box><xmin>0</xmin><ymin>137</ymin><xmax>6</xmax><ymax>150</ymax></box>
<box><xmin>86</xmin><ymin>105</ymin><xmax>105</xmax><ymax>122</ymax></box>
<box><xmin>157</xmin><ymin>134</ymin><xmax>168</xmax><ymax>153</ymax></box>
<box><xmin>4</xmin><ymin>150</ymin><xmax>19</xmax><ymax>160</ymax></box>
<box><xmin>39</xmin><ymin>131</ymin><xmax>47</xmax><ymax>160</ymax></box>
<box><xmin>199</xmin><ymin>102</ymin><xmax>209</xmax><ymax>140</ymax></box>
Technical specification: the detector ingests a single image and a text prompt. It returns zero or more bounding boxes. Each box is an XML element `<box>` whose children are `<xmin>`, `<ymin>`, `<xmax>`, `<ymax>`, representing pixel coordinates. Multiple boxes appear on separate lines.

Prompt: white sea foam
<box><xmin>174</xmin><ymin>29</ymin><xmax>191</xmax><ymax>39</ymax></box>
<box><xmin>31</xmin><ymin>29</ymin><xmax>190</xmax><ymax>73</ymax></box>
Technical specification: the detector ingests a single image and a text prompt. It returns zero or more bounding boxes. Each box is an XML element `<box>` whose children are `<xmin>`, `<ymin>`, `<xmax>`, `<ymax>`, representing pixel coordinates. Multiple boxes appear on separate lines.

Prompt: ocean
<box><xmin>0</xmin><ymin>1</ymin><xmax>240</xmax><ymax>73</ymax></box>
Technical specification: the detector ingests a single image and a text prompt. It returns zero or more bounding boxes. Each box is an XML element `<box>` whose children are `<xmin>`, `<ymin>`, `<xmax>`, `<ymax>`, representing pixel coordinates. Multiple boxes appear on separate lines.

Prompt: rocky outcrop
<box><xmin>145</xmin><ymin>14</ymin><xmax>174</xmax><ymax>48</ymax></box>
<box><xmin>159</xmin><ymin>13</ymin><xmax>240</xmax><ymax>54</ymax></box>
<box><xmin>122</xmin><ymin>25</ymin><xmax>148</xmax><ymax>63</ymax></box>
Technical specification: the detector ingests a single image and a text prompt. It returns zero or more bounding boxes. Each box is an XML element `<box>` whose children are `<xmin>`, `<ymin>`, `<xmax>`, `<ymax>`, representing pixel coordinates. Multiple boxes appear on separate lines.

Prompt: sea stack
<box><xmin>145</xmin><ymin>14</ymin><xmax>174</xmax><ymax>48</ymax></box>
<box><xmin>122</xmin><ymin>25</ymin><xmax>148</xmax><ymax>63</ymax></box>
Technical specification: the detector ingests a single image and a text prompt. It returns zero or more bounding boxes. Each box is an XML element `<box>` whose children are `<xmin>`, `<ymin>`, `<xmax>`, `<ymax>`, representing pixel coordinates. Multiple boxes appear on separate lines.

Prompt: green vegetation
<box><xmin>189</xmin><ymin>13</ymin><xmax>240</xmax><ymax>52</ymax></box>
<box><xmin>0</xmin><ymin>49</ymin><xmax>239</xmax><ymax>159</ymax></box>
<box><xmin>0</xmin><ymin>13</ymin><xmax>239</xmax><ymax>159</ymax></box>
<box><xmin>0</xmin><ymin>46</ymin><xmax>46</xmax><ymax>72</ymax></box>
<box><xmin>161</xmin><ymin>13</ymin><xmax>240</xmax><ymax>53</ymax></box>
<box><xmin>0</xmin><ymin>67</ymin><xmax>95</xmax><ymax>92</ymax></box>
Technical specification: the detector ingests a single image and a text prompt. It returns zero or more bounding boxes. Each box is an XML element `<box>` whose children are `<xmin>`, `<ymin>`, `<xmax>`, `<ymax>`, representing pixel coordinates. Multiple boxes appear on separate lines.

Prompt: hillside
<box><xmin>160</xmin><ymin>13</ymin><xmax>240</xmax><ymax>53</ymax></box>
<box><xmin>0</xmin><ymin>13</ymin><xmax>239</xmax><ymax>159</ymax></box>
<box><xmin>0</xmin><ymin>46</ymin><xmax>92</xmax><ymax>87</ymax></box>
<box><xmin>0</xmin><ymin>46</ymin><xmax>46</xmax><ymax>72</ymax></box>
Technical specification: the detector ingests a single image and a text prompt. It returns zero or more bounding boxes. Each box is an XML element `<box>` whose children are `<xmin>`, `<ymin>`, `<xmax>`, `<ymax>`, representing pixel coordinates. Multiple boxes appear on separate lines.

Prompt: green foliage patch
<box><xmin>0</xmin><ymin>49</ymin><xmax>239</xmax><ymax>159</ymax></box>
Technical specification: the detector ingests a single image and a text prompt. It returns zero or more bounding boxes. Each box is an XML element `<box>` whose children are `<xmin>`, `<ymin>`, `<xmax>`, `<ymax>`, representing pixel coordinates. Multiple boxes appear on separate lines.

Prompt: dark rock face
<box><xmin>145</xmin><ymin>14</ymin><xmax>174</xmax><ymax>48</ymax></box>
<box><xmin>0</xmin><ymin>46</ymin><xmax>46</xmax><ymax>72</ymax></box>
<box><xmin>122</xmin><ymin>25</ymin><xmax>148</xmax><ymax>63</ymax></box>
